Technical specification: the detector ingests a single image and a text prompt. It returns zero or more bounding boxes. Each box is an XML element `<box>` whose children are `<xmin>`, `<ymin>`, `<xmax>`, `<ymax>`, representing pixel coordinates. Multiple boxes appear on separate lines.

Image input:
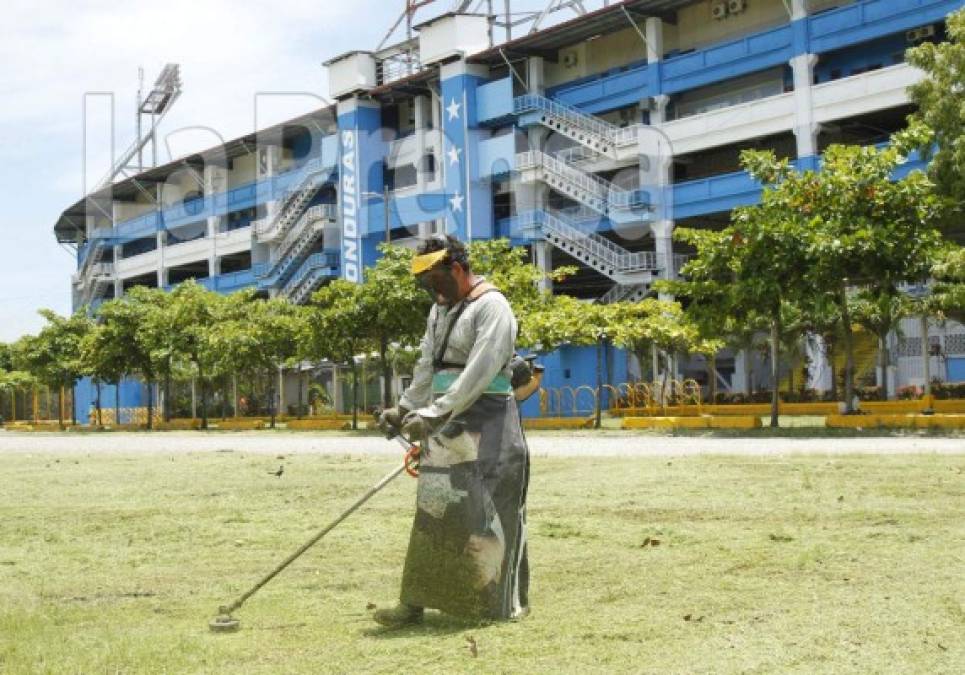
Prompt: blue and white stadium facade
<box><xmin>55</xmin><ymin>0</ymin><xmax>965</xmax><ymax>419</ymax></box>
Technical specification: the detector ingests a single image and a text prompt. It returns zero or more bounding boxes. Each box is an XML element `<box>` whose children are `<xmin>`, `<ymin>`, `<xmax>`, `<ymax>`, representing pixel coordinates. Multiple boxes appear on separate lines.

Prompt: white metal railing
<box><xmin>282</xmin><ymin>253</ymin><xmax>340</xmax><ymax>304</ymax></box>
<box><xmin>256</xmin><ymin>157</ymin><xmax>333</xmax><ymax>240</ymax></box>
<box><xmin>269</xmin><ymin>204</ymin><xmax>337</xmax><ymax>269</ymax></box>
<box><xmin>600</xmin><ymin>283</ymin><xmax>633</xmax><ymax>304</ymax></box>
<box><xmin>520</xmin><ymin>210</ymin><xmax>658</xmax><ymax>275</ymax></box>
<box><xmin>556</xmin><ymin>144</ymin><xmax>602</xmax><ymax>165</ymax></box>
<box><xmin>517</xmin><ymin>150</ymin><xmax>648</xmax><ymax>213</ymax></box>
<box><xmin>515</xmin><ymin>94</ymin><xmax>639</xmax><ymax>149</ymax></box>
<box><xmin>90</xmin><ymin>263</ymin><xmax>113</xmax><ymax>279</ymax></box>
<box><xmin>517</xmin><ymin>150</ymin><xmax>609</xmax><ymax>201</ymax></box>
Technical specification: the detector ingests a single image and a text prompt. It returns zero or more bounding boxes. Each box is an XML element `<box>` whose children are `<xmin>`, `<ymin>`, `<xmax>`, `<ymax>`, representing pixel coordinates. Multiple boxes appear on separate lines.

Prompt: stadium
<box><xmin>54</xmin><ymin>0</ymin><xmax>965</xmax><ymax>420</ymax></box>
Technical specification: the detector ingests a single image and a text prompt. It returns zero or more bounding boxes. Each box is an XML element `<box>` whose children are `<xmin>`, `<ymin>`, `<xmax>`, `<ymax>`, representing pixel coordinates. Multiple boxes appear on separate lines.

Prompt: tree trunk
<box><xmin>297</xmin><ymin>370</ymin><xmax>304</xmax><ymax>419</ymax></box>
<box><xmin>57</xmin><ymin>384</ymin><xmax>64</xmax><ymax>429</ymax></box>
<box><xmin>350</xmin><ymin>360</ymin><xmax>359</xmax><ymax>431</ymax></box>
<box><xmin>769</xmin><ymin>320</ymin><xmax>781</xmax><ymax>428</ymax></box>
<box><xmin>380</xmin><ymin>335</ymin><xmax>392</xmax><ymax>409</ymax></box>
<box><xmin>827</xmin><ymin>339</ymin><xmax>838</xmax><ymax>401</ymax></box>
<box><xmin>68</xmin><ymin>383</ymin><xmax>76</xmax><ymax>426</ymax></box>
<box><xmin>839</xmin><ymin>287</ymin><xmax>856</xmax><ymax>413</ymax></box>
<box><xmin>220</xmin><ymin>375</ymin><xmax>228</xmax><ymax>419</ymax></box>
<box><xmin>268</xmin><ymin>368</ymin><xmax>277</xmax><ymax>430</ymax></box>
<box><xmin>146</xmin><ymin>381</ymin><xmax>154</xmax><ymax>430</ymax></box>
<box><xmin>164</xmin><ymin>366</ymin><xmax>172</xmax><ymax>422</ymax></box>
<box><xmin>659</xmin><ymin>354</ymin><xmax>670</xmax><ymax>412</ymax></box>
<box><xmin>708</xmin><ymin>352</ymin><xmax>718</xmax><ymax>404</ymax></box>
<box><xmin>115</xmin><ymin>379</ymin><xmax>121</xmax><ymax>426</ymax></box>
<box><xmin>595</xmin><ymin>336</ymin><xmax>603</xmax><ymax>429</ymax></box>
<box><xmin>198</xmin><ymin>363</ymin><xmax>208</xmax><ymax>430</ymax></box>
<box><xmin>95</xmin><ymin>380</ymin><xmax>103</xmax><ymax>427</ymax></box>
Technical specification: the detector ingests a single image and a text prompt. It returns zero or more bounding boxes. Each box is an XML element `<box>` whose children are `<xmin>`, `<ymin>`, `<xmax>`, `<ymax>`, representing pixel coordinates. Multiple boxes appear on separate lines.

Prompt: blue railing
<box><xmin>808</xmin><ymin>0</ymin><xmax>961</xmax><ymax>56</ymax></box>
<box><xmin>547</xmin><ymin>60</ymin><xmax>650</xmax><ymax>114</ymax></box>
<box><xmin>661</xmin><ymin>23</ymin><xmax>794</xmax><ymax>96</ymax></box>
<box><xmin>285</xmin><ymin>251</ymin><xmax>340</xmax><ymax>293</ymax></box>
<box><xmin>87</xmin><ymin>147</ymin><xmax>338</xmax><ymax>256</ymax></box>
<box><xmin>673</xmin><ymin>144</ymin><xmax>929</xmax><ymax>219</ymax></box>
<box><xmin>545</xmin><ymin>0</ymin><xmax>957</xmax><ymax>115</ymax></box>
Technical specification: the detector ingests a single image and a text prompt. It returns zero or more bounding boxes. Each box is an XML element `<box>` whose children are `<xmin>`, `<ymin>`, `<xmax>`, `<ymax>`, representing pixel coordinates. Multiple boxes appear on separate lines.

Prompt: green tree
<box><xmin>740</xmin><ymin>144</ymin><xmax>944</xmax><ymax>413</ymax></box>
<box><xmin>907</xmin><ymin>8</ymin><xmax>965</xmax><ymax>225</ymax></box>
<box><xmin>660</xmin><ymin>205</ymin><xmax>810</xmax><ymax>427</ymax></box>
<box><xmin>0</xmin><ymin>369</ymin><xmax>34</xmax><ymax>423</ymax></box>
<box><xmin>303</xmin><ymin>281</ymin><xmax>372</xmax><ymax>429</ymax></box>
<box><xmin>86</xmin><ymin>292</ymin><xmax>160</xmax><ymax>427</ymax></box>
<box><xmin>359</xmin><ymin>245</ymin><xmax>430</xmax><ymax>408</ymax></box>
<box><xmin>928</xmin><ymin>245</ymin><xmax>965</xmax><ymax>324</ymax></box>
<box><xmin>162</xmin><ymin>281</ymin><xmax>227</xmax><ymax>429</ymax></box>
<box><xmin>214</xmin><ymin>293</ymin><xmax>305</xmax><ymax>427</ymax></box>
<box><xmin>13</xmin><ymin>310</ymin><xmax>93</xmax><ymax>427</ymax></box>
<box><xmin>851</xmin><ymin>290</ymin><xmax>911</xmax><ymax>400</ymax></box>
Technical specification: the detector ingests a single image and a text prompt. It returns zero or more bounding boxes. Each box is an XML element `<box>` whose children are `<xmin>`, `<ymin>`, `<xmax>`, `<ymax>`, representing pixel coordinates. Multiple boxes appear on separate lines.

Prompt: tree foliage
<box><xmin>907</xmin><ymin>7</ymin><xmax>965</xmax><ymax>217</ymax></box>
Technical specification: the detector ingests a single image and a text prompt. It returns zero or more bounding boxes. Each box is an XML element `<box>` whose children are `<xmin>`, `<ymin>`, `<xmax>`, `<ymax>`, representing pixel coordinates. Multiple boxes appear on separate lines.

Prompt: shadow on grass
<box><xmin>362</xmin><ymin>612</ymin><xmax>494</xmax><ymax>640</ymax></box>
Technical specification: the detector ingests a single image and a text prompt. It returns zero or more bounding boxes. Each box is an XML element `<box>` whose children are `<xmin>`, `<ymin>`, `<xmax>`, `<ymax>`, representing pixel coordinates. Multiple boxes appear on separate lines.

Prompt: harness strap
<box><xmin>432</xmin><ymin>281</ymin><xmax>500</xmax><ymax>369</ymax></box>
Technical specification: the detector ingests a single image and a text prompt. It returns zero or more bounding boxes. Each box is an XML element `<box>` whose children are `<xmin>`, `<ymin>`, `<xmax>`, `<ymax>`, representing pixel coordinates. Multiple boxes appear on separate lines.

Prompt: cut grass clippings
<box><xmin>0</xmin><ymin>449</ymin><xmax>962</xmax><ymax>673</ymax></box>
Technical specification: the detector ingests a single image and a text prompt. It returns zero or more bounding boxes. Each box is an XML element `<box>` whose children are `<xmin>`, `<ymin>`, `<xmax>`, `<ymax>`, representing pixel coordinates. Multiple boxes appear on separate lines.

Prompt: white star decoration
<box><xmin>446</xmin><ymin>97</ymin><xmax>461</xmax><ymax>121</ymax></box>
<box><xmin>449</xmin><ymin>191</ymin><xmax>464</xmax><ymax>213</ymax></box>
<box><xmin>447</xmin><ymin>144</ymin><xmax>462</xmax><ymax>166</ymax></box>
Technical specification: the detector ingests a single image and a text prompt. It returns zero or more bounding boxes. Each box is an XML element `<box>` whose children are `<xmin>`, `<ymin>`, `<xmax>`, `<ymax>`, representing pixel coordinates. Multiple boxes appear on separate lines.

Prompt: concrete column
<box><xmin>651</xmin><ymin>220</ymin><xmax>675</xmax><ymax>290</ymax></box>
<box><xmin>526</xmin><ymin>56</ymin><xmax>545</xmax><ymax>95</ymax></box>
<box><xmin>204</xmin><ymin>164</ymin><xmax>226</xmax><ymax>278</ymax></box>
<box><xmin>789</xmin><ymin>0</ymin><xmax>818</xmax><ymax>159</ymax></box>
<box><xmin>733</xmin><ymin>350</ymin><xmax>750</xmax><ymax>394</ymax></box>
<box><xmin>534</xmin><ymin>241</ymin><xmax>553</xmax><ymax>293</ymax></box>
<box><xmin>805</xmin><ymin>333</ymin><xmax>832</xmax><ymax>393</ymax></box>
<box><xmin>645</xmin><ymin>17</ymin><xmax>664</xmax><ymax>102</ymax></box>
<box><xmin>257</xmin><ymin>145</ymin><xmax>283</xmax><ymax>226</ymax></box>
<box><xmin>156</xmin><ymin>184</ymin><xmax>165</xmax><ymax>288</ymax></box>
<box><xmin>332</xmin><ymin>365</ymin><xmax>342</xmax><ymax>413</ymax></box>
<box><xmin>413</xmin><ymin>95</ymin><xmax>431</xmax><ymax>192</ymax></box>
<box><xmin>439</xmin><ymin>60</ymin><xmax>493</xmax><ymax>240</ymax></box>
<box><xmin>921</xmin><ymin>316</ymin><xmax>932</xmax><ymax>395</ymax></box>
<box><xmin>790</xmin><ymin>54</ymin><xmax>819</xmax><ymax>158</ymax></box>
<box><xmin>336</xmin><ymin>97</ymin><xmax>385</xmax><ymax>281</ymax></box>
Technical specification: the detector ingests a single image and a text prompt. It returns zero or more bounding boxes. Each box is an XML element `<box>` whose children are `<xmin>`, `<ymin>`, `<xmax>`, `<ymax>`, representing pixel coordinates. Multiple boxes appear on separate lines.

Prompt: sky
<box><xmin>0</xmin><ymin>0</ymin><xmax>401</xmax><ymax>343</ymax></box>
<box><xmin>0</xmin><ymin>0</ymin><xmax>591</xmax><ymax>343</ymax></box>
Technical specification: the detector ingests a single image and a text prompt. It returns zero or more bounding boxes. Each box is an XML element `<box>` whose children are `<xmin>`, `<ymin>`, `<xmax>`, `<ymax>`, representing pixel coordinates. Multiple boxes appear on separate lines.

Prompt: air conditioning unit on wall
<box><xmin>728</xmin><ymin>0</ymin><xmax>747</xmax><ymax>14</ymax></box>
<box><xmin>711</xmin><ymin>1</ymin><xmax>728</xmax><ymax>20</ymax></box>
<box><xmin>906</xmin><ymin>25</ymin><xmax>936</xmax><ymax>43</ymax></box>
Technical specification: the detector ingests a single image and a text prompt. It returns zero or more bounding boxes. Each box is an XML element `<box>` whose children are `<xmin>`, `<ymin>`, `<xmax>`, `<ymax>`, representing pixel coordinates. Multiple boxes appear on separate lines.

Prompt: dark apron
<box><xmin>399</xmin><ymin>393</ymin><xmax>530</xmax><ymax>619</ymax></box>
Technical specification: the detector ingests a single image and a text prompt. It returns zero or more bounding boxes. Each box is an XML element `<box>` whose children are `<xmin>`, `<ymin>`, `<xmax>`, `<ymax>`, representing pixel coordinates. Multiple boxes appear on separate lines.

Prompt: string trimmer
<box><xmin>208</xmin><ymin>412</ymin><xmax>420</xmax><ymax>633</ymax></box>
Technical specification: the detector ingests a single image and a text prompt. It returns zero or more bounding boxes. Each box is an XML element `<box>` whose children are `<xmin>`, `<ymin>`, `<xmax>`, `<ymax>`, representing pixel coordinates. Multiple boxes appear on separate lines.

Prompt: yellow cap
<box><xmin>411</xmin><ymin>248</ymin><xmax>448</xmax><ymax>275</ymax></box>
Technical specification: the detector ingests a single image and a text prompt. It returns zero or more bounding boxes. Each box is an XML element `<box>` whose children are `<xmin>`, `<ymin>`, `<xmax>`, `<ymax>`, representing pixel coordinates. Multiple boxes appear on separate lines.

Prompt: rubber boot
<box><xmin>373</xmin><ymin>603</ymin><xmax>424</xmax><ymax>628</ymax></box>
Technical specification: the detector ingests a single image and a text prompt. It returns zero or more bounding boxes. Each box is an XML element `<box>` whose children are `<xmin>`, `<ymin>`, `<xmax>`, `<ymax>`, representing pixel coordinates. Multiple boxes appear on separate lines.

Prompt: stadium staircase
<box><xmin>514</xmin><ymin>94</ymin><xmax>640</xmax><ymax>162</ymax></box>
<box><xmin>281</xmin><ymin>252</ymin><xmax>341</xmax><ymax>305</ymax></box>
<box><xmin>254</xmin><ymin>152</ymin><xmax>340</xmax><ymax>303</ymax></box>
<box><xmin>512</xmin><ymin>94</ymin><xmax>664</xmax><ymax>302</ymax></box>
<box><xmin>255</xmin><ymin>156</ymin><xmax>336</xmax><ymax>244</ymax></box>
<box><xmin>257</xmin><ymin>204</ymin><xmax>336</xmax><ymax>290</ymax></box>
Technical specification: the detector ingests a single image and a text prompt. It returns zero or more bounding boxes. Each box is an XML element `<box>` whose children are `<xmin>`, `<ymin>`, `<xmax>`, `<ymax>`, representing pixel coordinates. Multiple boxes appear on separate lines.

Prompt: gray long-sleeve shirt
<box><xmin>399</xmin><ymin>286</ymin><xmax>517</xmax><ymax>420</ymax></box>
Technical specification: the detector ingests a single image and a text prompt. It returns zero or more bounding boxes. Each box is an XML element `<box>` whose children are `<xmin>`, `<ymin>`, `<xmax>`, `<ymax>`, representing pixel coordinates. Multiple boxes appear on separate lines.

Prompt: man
<box><xmin>376</xmin><ymin>234</ymin><xmax>530</xmax><ymax>626</ymax></box>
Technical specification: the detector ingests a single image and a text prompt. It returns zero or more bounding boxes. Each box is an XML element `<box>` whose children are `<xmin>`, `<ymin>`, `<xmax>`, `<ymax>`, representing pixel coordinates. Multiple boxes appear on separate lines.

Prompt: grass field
<box><xmin>0</xmin><ymin>445</ymin><xmax>962</xmax><ymax>674</ymax></box>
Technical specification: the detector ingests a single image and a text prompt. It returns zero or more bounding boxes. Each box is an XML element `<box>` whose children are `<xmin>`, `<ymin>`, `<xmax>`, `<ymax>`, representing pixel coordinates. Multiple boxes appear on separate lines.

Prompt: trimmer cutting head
<box><xmin>209</xmin><ymin>611</ymin><xmax>241</xmax><ymax>633</ymax></box>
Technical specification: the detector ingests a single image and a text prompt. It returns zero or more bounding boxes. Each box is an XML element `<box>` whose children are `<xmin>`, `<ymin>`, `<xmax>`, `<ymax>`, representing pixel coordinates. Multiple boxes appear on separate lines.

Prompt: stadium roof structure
<box><xmin>54</xmin><ymin>107</ymin><xmax>336</xmax><ymax>244</ymax></box>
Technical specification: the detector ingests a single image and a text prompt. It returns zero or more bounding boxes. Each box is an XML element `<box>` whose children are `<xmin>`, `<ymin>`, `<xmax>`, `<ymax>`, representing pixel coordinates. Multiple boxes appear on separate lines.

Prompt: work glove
<box><xmin>377</xmin><ymin>406</ymin><xmax>408</xmax><ymax>437</ymax></box>
<box><xmin>400</xmin><ymin>410</ymin><xmax>433</xmax><ymax>440</ymax></box>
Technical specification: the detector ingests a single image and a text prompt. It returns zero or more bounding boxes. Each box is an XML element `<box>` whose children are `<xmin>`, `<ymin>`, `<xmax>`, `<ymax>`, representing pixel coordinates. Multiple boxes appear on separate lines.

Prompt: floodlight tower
<box><xmin>95</xmin><ymin>63</ymin><xmax>182</xmax><ymax>191</ymax></box>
